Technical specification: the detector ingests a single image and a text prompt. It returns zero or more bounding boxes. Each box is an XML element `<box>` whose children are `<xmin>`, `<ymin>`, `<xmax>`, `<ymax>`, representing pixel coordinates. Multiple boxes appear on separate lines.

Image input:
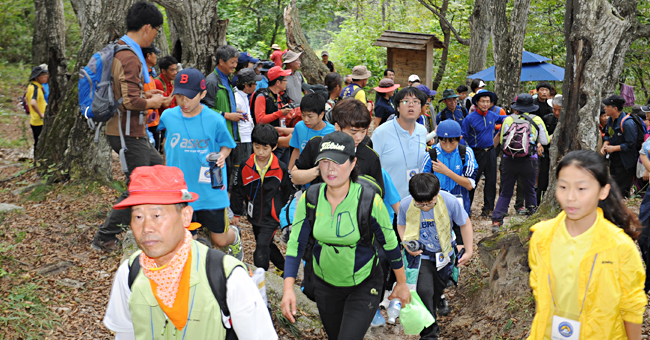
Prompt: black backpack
<box><xmin>128</xmin><ymin>248</ymin><xmax>243</xmax><ymax>339</ymax></box>
<box><xmin>428</xmin><ymin>144</ymin><xmax>467</xmax><ymax>167</ymax></box>
<box><xmin>619</xmin><ymin>113</ymin><xmax>646</xmax><ymax>152</ymax></box>
<box><xmin>300</xmin><ymin>176</ymin><xmax>381</xmax><ymax>301</ymax></box>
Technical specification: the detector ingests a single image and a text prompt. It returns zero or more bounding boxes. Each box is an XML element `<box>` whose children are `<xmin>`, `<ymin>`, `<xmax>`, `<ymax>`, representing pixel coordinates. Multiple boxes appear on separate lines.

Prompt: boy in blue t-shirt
<box><xmin>397</xmin><ymin>173</ymin><xmax>473</xmax><ymax>339</ymax></box>
<box><xmin>158</xmin><ymin>68</ymin><xmax>243</xmax><ymax>260</ymax></box>
<box><xmin>288</xmin><ymin>92</ymin><xmax>335</xmax><ymax>169</ymax></box>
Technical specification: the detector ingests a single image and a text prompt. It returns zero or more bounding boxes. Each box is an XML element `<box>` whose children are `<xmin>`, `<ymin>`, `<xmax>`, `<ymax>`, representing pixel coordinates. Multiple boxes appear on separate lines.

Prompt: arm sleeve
<box><xmin>30</xmin><ymin>85</ymin><xmax>38</xmax><ymax>100</ymax></box>
<box><xmin>284</xmin><ymin>194</ymin><xmax>314</xmax><ymax>279</ymax></box>
<box><xmin>603</xmin><ymin>119</ymin><xmax>612</xmax><ymax>142</ymax></box>
<box><xmin>618</xmin><ymin>241</ymin><xmax>648</xmax><ymax>324</ymax></box>
<box><xmin>369</xmin><ymin>194</ymin><xmax>403</xmax><ymax>269</ymax></box>
<box><xmin>374</xmin><ymin>105</ymin><xmax>385</xmax><ymax>118</ymax></box>
<box><xmin>228</xmin><ymin>267</ymin><xmax>278</xmax><ymax>340</ymax></box>
<box><xmin>280</xmin><ymin>165</ymin><xmax>292</xmax><ymax>203</ymax></box>
<box><xmin>620</xmin><ymin>119</ymin><xmax>638</xmax><ymax>152</ymax></box>
<box><xmin>116</xmin><ymin>55</ymin><xmax>147</xmax><ymax>111</ymax></box>
<box><xmin>528</xmin><ymin>233</ymin><xmax>540</xmax><ymax>301</ymax></box>
<box><xmin>463</xmin><ymin>147</ymin><xmax>478</xmax><ymax>188</ymax></box>
<box><xmin>231</xmin><ymin>162</ymin><xmax>246</xmax><ymax>217</ymax></box>
<box><xmin>289</xmin><ymin>123</ymin><xmax>301</xmax><ymax>148</ymax></box>
<box><xmin>436</xmin><ymin>112</ymin><xmax>442</xmax><ymax>125</ymax></box>
<box><xmin>154</xmin><ymin>79</ymin><xmax>163</xmax><ymax>92</ymax></box>
<box><xmin>534</xmin><ymin>116</ymin><xmax>550</xmax><ymax>145</ymax></box>
<box><xmin>370</xmin><ymin>130</ymin><xmax>383</xmax><ymax>156</ymax></box>
<box><xmin>103</xmin><ymin>261</ymin><xmax>134</xmax><ymax>336</ymax></box>
<box><xmin>500</xmin><ymin>118</ymin><xmax>512</xmax><ymax>145</ymax></box>
<box><xmin>421</xmin><ymin>152</ymin><xmax>432</xmax><ymax>173</ymax></box>
<box><xmin>202</xmin><ymin>78</ymin><xmax>217</xmax><ymax>108</ymax></box>
<box><xmin>396</xmin><ymin>198</ymin><xmax>408</xmax><ymax>226</ymax></box>
<box><xmin>384</xmin><ymin>172</ymin><xmax>401</xmax><ymax>206</ymax></box>
<box><xmin>254</xmin><ymin>95</ymin><xmax>282</xmax><ymax>124</ymax></box>
<box><xmin>461</xmin><ymin>118</ymin><xmax>470</xmax><ymax>141</ymax></box>
<box><xmin>295</xmin><ymin>138</ymin><xmax>318</xmax><ymax>170</ymax></box>
<box><xmin>366</xmin><ymin>149</ymin><xmax>385</xmax><ymax>198</ymax></box>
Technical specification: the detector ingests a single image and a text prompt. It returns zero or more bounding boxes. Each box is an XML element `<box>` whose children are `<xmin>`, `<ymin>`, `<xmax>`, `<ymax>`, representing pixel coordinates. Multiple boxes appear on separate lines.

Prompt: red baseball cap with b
<box><xmin>268</xmin><ymin>66</ymin><xmax>291</xmax><ymax>82</ymax></box>
<box><xmin>113</xmin><ymin>165</ymin><xmax>199</xmax><ymax>210</ymax></box>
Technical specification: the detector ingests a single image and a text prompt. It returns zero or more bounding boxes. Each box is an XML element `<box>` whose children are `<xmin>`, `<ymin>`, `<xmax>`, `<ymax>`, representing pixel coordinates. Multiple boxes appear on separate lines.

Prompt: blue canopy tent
<box><xmin>468</xmin><ymin>51</ymin><xmax>565</xmax><ymax>81</ymax></box>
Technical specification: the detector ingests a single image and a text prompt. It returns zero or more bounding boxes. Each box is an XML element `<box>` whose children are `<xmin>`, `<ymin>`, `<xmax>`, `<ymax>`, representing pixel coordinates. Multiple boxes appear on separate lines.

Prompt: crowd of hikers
<box><xmin>21</xmin><ymin>1</ymin><xmax>650</xmax><ymax>339</ymax></box>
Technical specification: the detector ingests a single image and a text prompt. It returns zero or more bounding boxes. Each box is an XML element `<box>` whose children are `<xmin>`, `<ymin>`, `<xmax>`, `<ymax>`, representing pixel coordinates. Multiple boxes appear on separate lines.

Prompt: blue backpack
<box><xmin>78</xmin><ymin>41</ymin><xmax>135</xmax><ymax>173</ymax></box>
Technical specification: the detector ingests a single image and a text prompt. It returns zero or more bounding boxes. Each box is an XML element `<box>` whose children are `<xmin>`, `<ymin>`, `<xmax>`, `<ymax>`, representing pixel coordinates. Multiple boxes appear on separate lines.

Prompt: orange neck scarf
<box><xmin>140</xmin><ymin>230</ymin><xmax>192</xmax><ymax>309</ymax></box>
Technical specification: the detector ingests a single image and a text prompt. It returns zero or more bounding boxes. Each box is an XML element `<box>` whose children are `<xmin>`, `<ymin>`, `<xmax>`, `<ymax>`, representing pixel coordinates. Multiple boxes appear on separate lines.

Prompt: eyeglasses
<box><xmin>414</xmin><ymin>201</ymin><xmax>435</xmax><ymax>209</ymax></box>
<box><xmin>153</xmin><ymin>25</ymin><xmax>162</xmax><ymax>32</ymax></box>
<box><xmin>401</xmin><ymin>100</ymin><xmax>421</xmax><ymax>106</ymax></box>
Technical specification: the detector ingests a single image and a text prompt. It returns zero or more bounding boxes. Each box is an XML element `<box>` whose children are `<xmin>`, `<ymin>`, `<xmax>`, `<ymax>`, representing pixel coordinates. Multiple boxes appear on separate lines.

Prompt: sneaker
<box><xmin>492</xmin><ymin>221</ymin><xmax>501</xmax><ymax>233</ymax></box>
<box><xmin>370</xmin><ymin>309</ymin><xmax>386</xmax><ymax>327</ymax></box>
<box><xmin>438</xmin><ymin>295</ymin><xmax>451</xmax><ymax>316</ymax></box>
<box><xmin>516</xmin><ymin>207</ymin><xmax>527</xmax><ymax>215</ymax></box>
<box><xmin>228</xmin><ymin>225</ymin><xmax>244</xmax><ymax>261</ymax></box>
<box><xmin>91</xmin><ymin>237</ymin><xmax>120</xmax><ymax>252</ymax></box>
<box><xmin>480</xmin><ymin>210</ymin><xmax>492</xmax><ymax>218</ymax></box>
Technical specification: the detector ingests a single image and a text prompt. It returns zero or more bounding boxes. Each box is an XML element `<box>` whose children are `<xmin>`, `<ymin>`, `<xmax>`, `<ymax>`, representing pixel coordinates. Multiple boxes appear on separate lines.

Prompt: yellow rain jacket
<box><xmin>527</xmin><ymin>209</ymin><xmax>646</xmax><ymax>340</ymax></box>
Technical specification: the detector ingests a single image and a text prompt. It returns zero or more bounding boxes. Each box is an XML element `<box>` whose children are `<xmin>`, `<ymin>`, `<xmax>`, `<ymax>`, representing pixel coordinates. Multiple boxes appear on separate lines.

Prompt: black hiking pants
<box><xmin>94</xmin><ymin>136</ymin><xmax>163</xmax><ymax>242</ymax></box>
<box><xmin>314</xmin><ymin>265</ymin><xmax>383</xmax><ymax>340</ymax></box>
<box><xmin>609</xmin><ymin>153</ymin><xmax>636</xmax><ymax>199</ymax></box>
<box><xmin>251</xmin><ymin>224</ymin><xmax>284</xmax><ymax>271</ymax></box>
<box><xmin>469</xmin><ymin>147</ymin><xmax>497</xmax><ymax>214</ymax></box>
<box><xmin>417</xmin><ymin>260</ymin><xmax>446</xmax><ymax>340</ymax></box>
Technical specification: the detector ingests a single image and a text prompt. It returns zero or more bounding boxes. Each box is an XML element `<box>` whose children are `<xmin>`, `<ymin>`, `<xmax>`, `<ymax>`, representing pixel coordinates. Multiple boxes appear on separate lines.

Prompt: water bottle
<box><xmin>206</xmin><ymin>152</ymin><xmax>224</xmax><ymax>189</ymax></box>
<box><xmin>386</xmin><ymin>299</ymin><xmax>401</xmax><ymax>324</ymax></box>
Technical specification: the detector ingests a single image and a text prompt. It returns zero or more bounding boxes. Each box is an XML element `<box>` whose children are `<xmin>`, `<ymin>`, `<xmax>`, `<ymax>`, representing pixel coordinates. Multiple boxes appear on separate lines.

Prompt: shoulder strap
<box><xmin>620</xmin><ymin>114</ymin><xmax>630</xmax><ymax>133</ymax></box>
<box><xmin>155</xmin><ymin>76</ymin><xmax>167</xmax><ymax>93</ymax></box>
<box><xmin>206</xmin><ymin>248</ymin><xmax>230</xmax><ymax>316</ymax></box>
<box><xmin>128</xmin><ymin>253</ymin><xmax>142</xmax><ymax>289</ymax></box>
<box><xmin>441</xmin><ymin>109</ymin><xmax>447</xmax><ymax>121</ymax></box>
<box><xmin>350</xmin><ymin>85</ymin><xmax>362</xmax><ymax>98</ymax></box>
<box><xmin>520</xmin><ymin>114</ymin><xmax>539</xmax><ymax>141</ymax></box>
<box><xmin>305</xmin><ymin>184</ymin><xmax>322</xmax><ymax>228</ymax></box>
<box><xmin>458</xmin><ymin>144</ymin><xmax>466</xmax><ymax>165</ymax></box>
<box><xmin>355</xmin><ymin>179</ymin><xmax>379</xmax><ymax>248</ymax></box>
<box><xmin>428</xmin><ymin>147</ymin><xmax>437</xmax><ymax>165</ymax></box>
<box><xmin>461</xmin><ymin>106</ymin><xmax>468</xmax><ymax>118</ymax></box>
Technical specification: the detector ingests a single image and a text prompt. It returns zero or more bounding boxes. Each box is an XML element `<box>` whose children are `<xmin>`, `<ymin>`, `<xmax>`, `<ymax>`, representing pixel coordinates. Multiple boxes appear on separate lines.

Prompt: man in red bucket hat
<box><xmin>103</xmin><ymin>165</ymin><xmax>277</xmax><ymax>339</ymax></box>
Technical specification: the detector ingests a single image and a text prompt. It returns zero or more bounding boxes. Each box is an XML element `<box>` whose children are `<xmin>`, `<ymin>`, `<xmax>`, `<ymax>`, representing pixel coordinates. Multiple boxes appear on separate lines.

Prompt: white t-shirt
<box><xmin>235</xmin><ymin>90</ymin><xmax>255</xmax><ymax>143</ymax></box>
<box><xmin>104</xmin><ymin>259</ymin><xmax>278</xmax><ymax>340</ymax></box>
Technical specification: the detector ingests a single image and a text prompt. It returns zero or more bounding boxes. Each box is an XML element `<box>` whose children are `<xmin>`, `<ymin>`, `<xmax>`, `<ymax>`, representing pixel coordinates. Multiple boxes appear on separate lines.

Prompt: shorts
<box><xmin>192</xmin><ymin>208</ymin><xmax>229</xmax><ymax>234</ymax></box>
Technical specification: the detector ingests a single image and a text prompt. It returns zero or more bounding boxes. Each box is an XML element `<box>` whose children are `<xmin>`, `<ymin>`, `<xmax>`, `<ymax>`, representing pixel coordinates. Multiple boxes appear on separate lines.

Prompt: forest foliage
<box><xmin>0</xmin><ymin>0</ymin><xmax>648</xmax><ymax>103</ymax></box>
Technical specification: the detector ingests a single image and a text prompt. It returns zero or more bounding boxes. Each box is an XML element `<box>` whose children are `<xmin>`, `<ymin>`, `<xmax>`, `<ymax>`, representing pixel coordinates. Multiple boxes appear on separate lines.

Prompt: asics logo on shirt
<box><xmin>169</xmin><ymin>133</ymin><xmax>209</xmax><ymax>149</ymax></box>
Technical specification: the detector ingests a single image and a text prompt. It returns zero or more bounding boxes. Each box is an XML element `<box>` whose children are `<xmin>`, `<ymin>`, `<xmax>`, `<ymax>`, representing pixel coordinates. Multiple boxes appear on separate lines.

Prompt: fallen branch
<box><xmin>0</xmin><ymin>167</ymin><xmax>36</xmax><ymax>183</ymax></box>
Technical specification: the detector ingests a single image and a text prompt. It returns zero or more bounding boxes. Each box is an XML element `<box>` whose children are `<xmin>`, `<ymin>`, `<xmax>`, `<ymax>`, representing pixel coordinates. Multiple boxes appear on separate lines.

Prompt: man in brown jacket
<box><xmin>92</xmin><ymin>1</ymin><xmax>167</xmax><ymax>252</ymax></box>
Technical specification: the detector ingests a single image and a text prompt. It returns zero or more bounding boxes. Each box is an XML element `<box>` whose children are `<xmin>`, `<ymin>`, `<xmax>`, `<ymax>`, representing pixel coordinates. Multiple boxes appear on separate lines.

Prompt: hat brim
<box><xmin>641</xmin><ymin>106</ymin><xmax>650</xmax><ymax>113</ymax></box>
<box><xmin>29</xmin><ymin>69</ymin><xmax>48</xmax><ymax>81</ymax></box>
<box><xmin>511</xmin><ymin>103</ymin><xmax>539</xmax><ymax>113</ymax></box>
<box><xmin>438</xmin><ymin>94</ymin><xmax>459</xmax><ymax>102</ymax></box>
<box><xmin>172</xmin><ymin>87</ymin><xmax>201</xmax><ymax>99</ymax></box>
<box><xmin>283</xmin><ymin>52</ymin><xmax>303</xmax><ymax>64</ymax></box>
<box><xmin>374</xmin><ymin>84</ymin><xmax>400</xmax><ymax>93</ymax></box>
<box><xmin>352</xmin><ymin>71</ymin><xmax>372</xmax><ymax>80</ymax></box>
<box><xmin>269</xmin><ymin>69</ymin><xmax>292</xmax><ymax>81</ymax></box>
<box><xmin>113</xmin><ymin>191</ymin><xmax>199</xmax><ymax>210</ymax></box>
<box><xmin>315</xmin><ymin>151</ymin><xmax>349</xmax><ymax>166</ymax></box>
<box><xmin>253</xmin><ymin>74</ymin><xmax>263</xmax><ymax>81</ymax></box>
<box><xmin>472</xmin><ymin>92</ymin><xmax>497</xmax><ymax>105</ymax></box>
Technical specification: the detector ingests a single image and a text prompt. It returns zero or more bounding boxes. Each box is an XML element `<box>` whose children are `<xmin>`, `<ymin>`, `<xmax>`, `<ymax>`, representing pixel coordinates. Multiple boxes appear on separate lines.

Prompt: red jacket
<box><xmin>271</xmin><ymin>49</ymin><xmax>286</xmax><ymax>67</ymax></box>
<box><xmin>231</xmin><ymin>154</ymin><xmax>292</xmax><ymax>227</ymax></box>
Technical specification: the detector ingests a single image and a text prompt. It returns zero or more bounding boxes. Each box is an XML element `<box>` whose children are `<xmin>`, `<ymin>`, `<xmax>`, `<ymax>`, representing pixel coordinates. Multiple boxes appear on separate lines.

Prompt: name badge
<box><xmin>198</xmin><ymin>166</ymin><xmax>211</xmax><ymax>183</ymax></box>
<box><xmin>551</xmin><ymin>315</ymin><xmax>580</xmax><ymax>340</ymax></box>
<box><xmin>435</xmin><ymin>252</ymin><xmax>450</xmax><ymax>271</ymax></box>
<box><xmin>248</xmin><ymin>202</ymin><xmax>254</xmax><ymax>217</ymax></box>
<box><xmin>406</xmin><ymin>168</ymin><xmax>419</xmax><ymax>180</ymax></box>
<box><xmin>280</xmin><ymin>118</ymin><xmax>287</xmax><ymax>128</ymax></box>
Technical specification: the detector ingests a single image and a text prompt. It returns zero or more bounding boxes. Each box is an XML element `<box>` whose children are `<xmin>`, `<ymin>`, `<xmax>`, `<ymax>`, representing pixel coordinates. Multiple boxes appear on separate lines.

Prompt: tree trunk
<box><xmin>543</xmin><ymin>0</ymin><xmax>649</xmax><ymax>207</ymax></box>
<box><xmin>32</xmin><ymin>0</ymin><xmax>48</xmax><ymax>65</ymax></box>
<box><xmin>284</xmin><ymin>1</ymin><xmax>330</xmax><ymax>85</ymax></box>
<box><xmin>491</xmin><ymin>0</ymin><xmax>531</xmax><ymax>107</ymax></box>
<box><xmin>153</xmin><ymin>0</ymin><xmax>228</xmax><ymax>75</ymax></box>
<box><xmin>43</xmin><ymin>0</ymin><xmax>68</xmax><ymax>118</ymax></box>
<box><xmin>431</xmin><ymin>0</ymin><xmax>450</xmax><ymax>92</ymax></box>
<box><xmin>36</xmin><ymin>0</ymin><xmax>138</xmax><ymax>183</ymax></box>
<box><xmin>467</xmin><ymin>0</ymin><xmax>492</xmax><ymax>85</ymax></box>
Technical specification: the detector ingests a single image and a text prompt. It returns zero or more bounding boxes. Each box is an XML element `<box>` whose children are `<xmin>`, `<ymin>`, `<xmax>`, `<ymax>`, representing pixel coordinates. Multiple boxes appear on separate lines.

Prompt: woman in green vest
<box><xmin>281</xmin><ymin>132</ymin><xmax>411</xmax><ymax>340</ymax></box>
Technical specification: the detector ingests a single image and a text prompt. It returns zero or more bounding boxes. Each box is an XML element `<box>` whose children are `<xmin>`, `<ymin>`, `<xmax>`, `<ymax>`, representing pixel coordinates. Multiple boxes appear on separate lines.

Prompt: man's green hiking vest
<box><xmin>128</xmin><ymin>240</ymin><xmax>243</xmax><ymax>339</ymax></box>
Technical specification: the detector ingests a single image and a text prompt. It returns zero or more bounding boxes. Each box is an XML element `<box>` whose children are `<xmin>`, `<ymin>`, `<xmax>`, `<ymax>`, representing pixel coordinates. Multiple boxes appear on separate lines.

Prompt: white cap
<box><xmin>408</xmin><ymin>74</ymin><xmax>420</xmax><ymax>82</ymax></box>
<box><xmin>478</xmin><ymin>80</ymin><xmax>487</xmax><ymax>88</ymax></box>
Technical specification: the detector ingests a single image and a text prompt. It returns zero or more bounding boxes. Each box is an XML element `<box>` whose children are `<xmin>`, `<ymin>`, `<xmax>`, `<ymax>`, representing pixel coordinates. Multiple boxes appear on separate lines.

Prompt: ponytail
<box><xmin>557</xmin><ymin>150</ymin><xmax>642</xmax><ymax>240</ymax></box>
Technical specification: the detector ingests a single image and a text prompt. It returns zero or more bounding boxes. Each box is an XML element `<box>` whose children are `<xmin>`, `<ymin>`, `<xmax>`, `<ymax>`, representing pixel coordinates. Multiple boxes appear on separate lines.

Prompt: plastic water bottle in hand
<box><xmin>386</xmin><ymin>299</ymin><xmax>402</xmax><ymax>324</ymax></box>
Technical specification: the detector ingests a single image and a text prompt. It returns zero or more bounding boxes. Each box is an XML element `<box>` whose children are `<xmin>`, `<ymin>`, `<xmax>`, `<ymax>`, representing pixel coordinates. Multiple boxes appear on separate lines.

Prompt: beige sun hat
<box><xmin>282</xmin><ymin>50</ymin><xmax>302</xmax><ymax>64</ymax></box>
<box><xmin>271</xmin><ymin>44</ymin><xmax>281</xmax><ymax>50</ymax></box>
<box><xmin>351</xmin><ymin>65</ymin><xmax>372</xmax><ymax>80</ymax></box>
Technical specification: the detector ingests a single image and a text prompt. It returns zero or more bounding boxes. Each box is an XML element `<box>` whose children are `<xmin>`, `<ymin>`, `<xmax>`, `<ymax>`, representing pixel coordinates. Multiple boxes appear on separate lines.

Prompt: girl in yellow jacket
<box><xmin>528</xmin><ymin>150</ymin><xmax>646</xmax><ymax>340</ymax></box>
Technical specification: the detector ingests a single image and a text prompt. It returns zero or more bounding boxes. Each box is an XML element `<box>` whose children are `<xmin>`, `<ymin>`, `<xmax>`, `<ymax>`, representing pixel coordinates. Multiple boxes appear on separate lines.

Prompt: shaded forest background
<box><xmin>1</xmin><ymin>0</ymin><xmax>649</xmax><ymax>102</ymax></box>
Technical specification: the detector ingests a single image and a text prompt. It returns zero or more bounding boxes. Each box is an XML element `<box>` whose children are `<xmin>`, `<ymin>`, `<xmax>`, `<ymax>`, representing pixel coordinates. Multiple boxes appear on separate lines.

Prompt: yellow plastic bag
<box><xmin>400</xmin><ymin>290</ymin><xmax>435</xmax><ymax>335</ymax></box>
